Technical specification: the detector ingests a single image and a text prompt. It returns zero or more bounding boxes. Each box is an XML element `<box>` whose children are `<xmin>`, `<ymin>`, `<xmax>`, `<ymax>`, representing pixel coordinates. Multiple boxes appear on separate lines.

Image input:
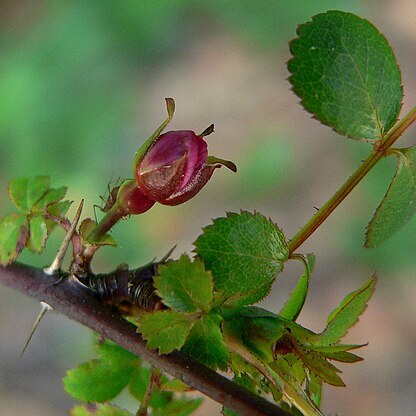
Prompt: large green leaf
<box><xmin>320</xmin><ymin>275</ymin><xmax>377</xmax><ymax>345</ymax></box>
<box><xmin>182</xmin><ymin>314</ymin><xmax>230</xmax><ymax>371</ymax></box>
<box><xmin>138</xmin><ymin>310</ymin><xmax>194</xmax><ymax>354</ymax></box>
<box><xmin>194</xmin><ymin>211</ymin><xmax>289</xmax><ymax>306</ymax></box>
<box><xmin>64</xmin><ymin>340</ymin><xmax>138</xmax><ymax>402</ymax></box>
<box><xmin>154</xmin><ymin>255</ymin><xmax>213</xmax><ymax>313</ymax></box>
<box><xmin>0</xmin><ymin>213</ymin><xmax>29</xmax><ymax>265</ymax></box>
<box><xmin>365</xmin><ymin>148</ymin><xmax>416</xmax><ymax>247</ymax></box>
<box><xmin>280</xmin><ymin>254</ymin><xmax>314</xmax><ymax>321</ymax></box>
<box><xmin>288</xmin><ymin>11</ymin><xmax>402</xmax><ymax>140</ymax></box>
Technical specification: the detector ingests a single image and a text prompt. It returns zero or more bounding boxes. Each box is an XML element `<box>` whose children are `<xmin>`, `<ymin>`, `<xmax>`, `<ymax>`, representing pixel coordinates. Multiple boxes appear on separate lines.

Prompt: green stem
<box><xmin>87</xmin><ymin>202</ymin><xmax>125</xmax><ymax>243</ymax></box>
<box><xmin>288</xmin><ymin>106</ymin><xmax>416</xmax><ymax>254</ymax></box>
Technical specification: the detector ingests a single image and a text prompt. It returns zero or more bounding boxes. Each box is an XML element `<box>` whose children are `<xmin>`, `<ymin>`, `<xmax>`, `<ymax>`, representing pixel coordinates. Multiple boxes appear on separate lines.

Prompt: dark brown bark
<box><xmin>0</xmin><ymin>263</ymin><xmax>292</xmax><ymax>416</ymax></box>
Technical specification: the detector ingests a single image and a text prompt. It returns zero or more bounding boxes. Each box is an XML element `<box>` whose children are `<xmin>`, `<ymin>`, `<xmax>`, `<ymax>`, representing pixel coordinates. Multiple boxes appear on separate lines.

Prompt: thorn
<box><xmin>160</xmin><ymin>245</ymin><xmax>176</xmax><ymax>263</ymax></box>
<box><xmin>44</xmin><ymin>199</ymin><xmax>84</xmax><ymax>275</ymax></box>
<box><xmin>21</xmin><ymin>302</ymin><xmax>53</xmax><ymax>356</ymax></box>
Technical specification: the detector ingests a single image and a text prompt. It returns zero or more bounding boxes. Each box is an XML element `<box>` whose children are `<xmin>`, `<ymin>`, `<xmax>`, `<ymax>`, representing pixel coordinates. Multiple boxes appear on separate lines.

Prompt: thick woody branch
<box><xmin>0</xmin><ymin>263</ymin><xmax>291</xmax><ymax>416</ymax></box>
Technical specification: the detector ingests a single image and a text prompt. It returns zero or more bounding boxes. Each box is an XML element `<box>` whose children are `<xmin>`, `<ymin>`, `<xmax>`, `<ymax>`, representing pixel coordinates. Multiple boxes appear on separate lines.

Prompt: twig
<box><xmin>0</xmin><ymin>263</ymin><xmax>292</xmax><ymax>416</ymax></box>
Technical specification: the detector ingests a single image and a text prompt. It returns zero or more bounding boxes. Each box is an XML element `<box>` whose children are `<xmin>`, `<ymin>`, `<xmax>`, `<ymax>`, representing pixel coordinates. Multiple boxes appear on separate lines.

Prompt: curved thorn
<box><xmin>44</xmin><ymin>199</ymin><xmax>84</xmax><ymax>275</ymax></box>
<box><xmin>21</xmin><ymin>302</ymin><xmax>53</xmax><ymax>356</ymax></box>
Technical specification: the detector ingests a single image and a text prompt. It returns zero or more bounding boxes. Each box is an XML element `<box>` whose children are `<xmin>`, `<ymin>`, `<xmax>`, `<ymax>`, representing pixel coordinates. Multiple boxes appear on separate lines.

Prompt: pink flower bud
<box><xmin>134</xmin><ymin>129</ymin><xmax>236</xmax><ymax>206</ymax></box>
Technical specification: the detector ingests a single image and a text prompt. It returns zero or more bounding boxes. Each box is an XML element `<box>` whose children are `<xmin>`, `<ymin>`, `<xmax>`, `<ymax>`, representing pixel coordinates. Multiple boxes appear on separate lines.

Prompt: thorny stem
<box><xmin>137</xmin><ymin>366</ymin><xmax>160</xmax><ymax>416</ymax></box>
<box><xmin>288</xmin><ymin>106</ymin><xmax>416</xmax><ymax>254</ymax></box>
<box><xmin>0</xmin><ymin>263</ymin><xmax>291</xmax><ymax>416</ymax></box>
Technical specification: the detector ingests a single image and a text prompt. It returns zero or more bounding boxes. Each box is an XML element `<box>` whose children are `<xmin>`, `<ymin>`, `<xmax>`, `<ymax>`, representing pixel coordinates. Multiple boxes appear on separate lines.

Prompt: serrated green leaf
<box><xmin>304</xmin><ymin>343</ymin><xmax>364</xmax><ymax>363</ymax></box>
<box><xmin>36</xmin><ymin>186</ymin><xmax>67</xmax><ymax>209</ymax></box>
<box><xmin>320</xmin><ymin>275</ymin><xmax>377</xmax><ymax>345</ymax></box>
<box><xmin>194</xmin><ymin>211</ymin><xmax>289</xmax><ymax>306</ymax></box>
<box><xmin>138</xmin><ymin>310</ymin><xmax>194</xmax><ymax>354</ymax></box>
<box><xmin>9</xmin><ymin>176</ymin><xmax>50</xmax><ymax>213</ymax></box>
<box><xmin>0</xmin><ymin>214</ymin><xmax>29</xmax><ymax>265</ymax></box>
<box><xmin>129</xmin><ymin>367</ymin><xmax>172</xmax><ymax>409</ymax></box>
<box><xmin>280</xmin><ymin>254</ymin><xmax>314</xmax><ymax>321</ymax></box>
<box><xmin>71</xmin><ymin>404</ymin><xmax>133</xmax><ymax>416</ymax></box>
<box><xmin>182</xmin><ymin>314</ymin><xmax>230</xmax><ymax>370</ymax></box>
<box><xmin>47</xmin><ymin>200</ymin><xmax>73</xmax><ymax>217</ymax></box>
<box><xmin>64</xmin><ymin>359</ymin><xmax>135</xmax><ymax>402</ymax></box>
<box><xmin>79</xmin><ymin>218</ymin><xmax>117</xmax><ymax>246</ymax></box>
<box><xmin>155</xmin><ymin>255</ymin><xmax>213</xmax><ymax>313</ymax></box>
<box><xmin>45</xmin><ymin>200</ymin><xmax>73</xmax><ymax>233</ymax></box>
<box><xmin>64</xmin><ymin>340</ymin><xmax>138</xmax><ymax>402</ymax></box>
<box><xmin>298</xmin><ymin>352</ymin><xmax>344</xmax><ymax>387</ymax></box>
<box><xmin>28</xmin><ymin>215</ymin><xmax>48</xmax><ymax>253</ymax></box>
<box><xmin>365</xmin><ymin>148</ymin><xmax>416</xmax><ymax>247</ymax></box>
<box><xmin>152</xmin><ymin>397</ymin><xmax>202</xmax><ymax>416</ymax></box>
<box><xmin>288</xmin><ymin>11</ymin><xmax>402</xmax><ymax>140</ymax></box>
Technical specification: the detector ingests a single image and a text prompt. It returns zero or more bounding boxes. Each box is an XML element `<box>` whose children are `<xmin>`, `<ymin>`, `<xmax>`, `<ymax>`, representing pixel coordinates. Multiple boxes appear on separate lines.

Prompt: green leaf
<box><xmin>138</xmin><ymin>310</ymin><xmax>194</xmax><ymax>354</ymax></box>
<box><xmin>306</xmin><ymin>343</ymin><xmax>364</xmax><ymax>363</ymax></box>
<box><xmin>9</xmin><ymin>176</ymin><xmax>50</xmax><ymax>213</ymax></box>
<box><xmin>194</xmin><ymin>211</ymin><xmax>289</xmax><ymax>306</ymax></box>
<box><xmin>35</xmin><ymin>186</ymin><xmax>68</xmax><ymax>210</ymax></box>
<box><xmin>71</xmin><ymin>404</ymin><xmax>133</xmax><ymax>416</ymax></box>
<box><xmin>182</xmin><ymin>314</ymin><xmax>230</xmax><ymax>370</ymax></box>
<box><xmin>280</xmin><ymin>254</ymin><xmax>314</xmax><ymax>321</ymax></box>
<box><xmin>64</xmin><ymin>340</ymin><xmax>138</xmax><ymax>402</ymax></box>
<box><xmin>152</xmin><ymin>397</ymin><xmax>202</xmax><ymax>416</ymax></box>
<box><xmin>295</xmin><ymin>349</ymin><xmax>344</xmax><ymax>387</ymax></box>
<box><xmin>238</xmin><ymin>307</ymin><xmax>286</xmax><ymax>362</ymax></box>
<box><xmin>0</xmin><ymin>214</ymin><xmax>29</xmax><ymax>265</ymax></box>
<box><xmin>95</xmin><ymin>338</ymin><xmax>138</xmax><ymax>364</ymax></box>
<box><xmin>79</xmin><ymin>219</ymin><xmax>117</xmax><ymax>246</ymax></box>
<box><xmin>288</xmin><ymin>11</ymin><xmax>402</xmax><ymax>140</ymax></box>
<box><xmin>160</xmin><ymin>378</ymin><xmax>190</xmax><ymax>392</ymax></box>
<box><xmin>45</xmin><ymin>200</ymin><xmax>73</xmax><ymax>232</ymax></box>
<box><xmin>320</xmin><ymin>275</ymin><xmax>377</xmax><ymax>345</ymax></box>
<box><xmin>365</xmin><ymin>148</ymin><xmax>416</xmax><ymax>247</ymax></box>
<box><xmin>28</xmin><ymin>215</ymin><xmax>48</xmax><ymax>253</ymax></box>
<box><xmin>155</xmin><ymin>255</ymin><xmax>213</xmax><ymax>313</ymax></box>
<box><xmin>306</xmin><ymin>373</ymin><xmax>322</xmax><ymax>408</ymax></box>
<box><xmin>47</xmin><ymin>199</ymin><xmax>72</xmax><ymax>216</ymax></box>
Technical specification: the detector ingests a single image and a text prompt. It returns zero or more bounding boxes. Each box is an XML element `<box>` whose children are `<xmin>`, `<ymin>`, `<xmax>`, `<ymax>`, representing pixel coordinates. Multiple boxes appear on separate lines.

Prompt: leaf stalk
<box><xmin>288</xmin><ymin>106</ymin><xmax>416</xmax><ymax>253</ymax></box>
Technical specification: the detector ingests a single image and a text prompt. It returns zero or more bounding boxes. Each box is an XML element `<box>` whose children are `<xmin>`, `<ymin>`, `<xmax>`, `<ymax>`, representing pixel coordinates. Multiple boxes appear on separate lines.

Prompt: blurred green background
<box><xmin>1</xmin><ymin>1</ymin><xmax>416</xmax><ymax>415</ymax></box>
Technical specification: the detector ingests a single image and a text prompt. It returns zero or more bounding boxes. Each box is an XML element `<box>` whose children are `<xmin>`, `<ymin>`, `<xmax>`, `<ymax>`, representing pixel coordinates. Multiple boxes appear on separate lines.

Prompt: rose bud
<box><xmin>134</xmin><ymin>127</ymin><xmax>236</xmax><ymax>206</ymax></box>
<box><xmin>132</xmin><ymin>98</ymin><xmax>236</xmax><ymax>206</ymax></box>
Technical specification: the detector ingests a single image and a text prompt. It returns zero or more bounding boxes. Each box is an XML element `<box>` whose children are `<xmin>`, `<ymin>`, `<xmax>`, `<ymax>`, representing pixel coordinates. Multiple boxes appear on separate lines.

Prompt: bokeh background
<box><xmin>1</xmin><ymin>1</ymin><xmax>416</xmax><ymax>415</ymax></box>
